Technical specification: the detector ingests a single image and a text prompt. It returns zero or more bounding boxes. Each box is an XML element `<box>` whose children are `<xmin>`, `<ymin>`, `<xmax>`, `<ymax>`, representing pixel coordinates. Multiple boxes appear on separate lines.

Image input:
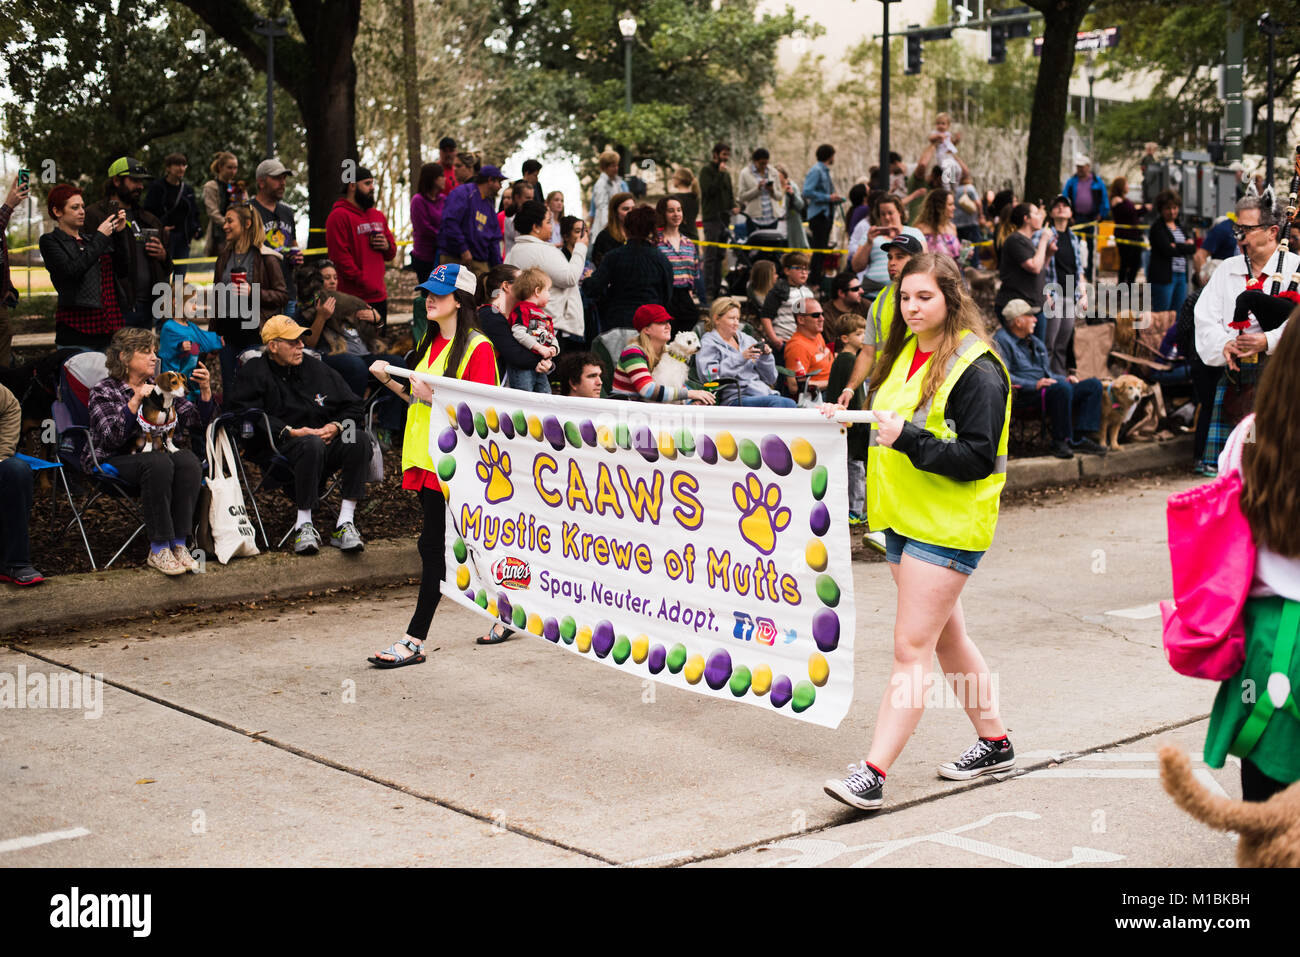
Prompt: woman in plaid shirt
<box><xmin>656</xmin><ymin>196</ymin><xmax>700</xmax><ymax>336</ymax></box>
<box><xmin>39</xmin><ymin>184</ymin><xmax>126</xmax><ymax>351</ymax></box>
<box><xmin>86</xmin><ymin>328</ymin><xmax>218</xmax><ymax>576</ymax></box>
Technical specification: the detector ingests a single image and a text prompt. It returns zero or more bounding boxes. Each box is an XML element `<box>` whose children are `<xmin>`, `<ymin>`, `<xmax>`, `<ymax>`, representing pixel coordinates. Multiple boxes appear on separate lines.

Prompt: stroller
<box><xmin>724</xmin><ymin>216</ymin><xmax>791</xmax><ymax>298</ymax></box>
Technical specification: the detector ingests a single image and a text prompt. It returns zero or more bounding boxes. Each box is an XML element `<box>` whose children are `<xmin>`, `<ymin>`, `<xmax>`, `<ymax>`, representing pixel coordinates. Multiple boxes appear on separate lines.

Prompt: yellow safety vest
<box><xmin>867</xmin><ymin>329</ymin><xmax>1011</xmax><ymax>551</ymax></box>
<box><xmin>869</xmin><ymin>282</ymin><xmax>896</xmax><ymax>350</ymax></box>
<box><xmin>402</xmin><ymin>330</ymin><xmax>496</xmax><ymax>475</ymax></box>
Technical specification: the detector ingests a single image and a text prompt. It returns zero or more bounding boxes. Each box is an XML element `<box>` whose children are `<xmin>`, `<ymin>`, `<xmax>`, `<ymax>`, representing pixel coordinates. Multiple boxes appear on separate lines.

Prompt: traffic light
<box><xmin>905</xmin><ymin>33</ymin><xmax>923</xmax><ymax>75</ymax></box>
<box><xmin>988</xmin><ymin>23</ymin><xmax>1006</xmax><ymax>65</ymax></box>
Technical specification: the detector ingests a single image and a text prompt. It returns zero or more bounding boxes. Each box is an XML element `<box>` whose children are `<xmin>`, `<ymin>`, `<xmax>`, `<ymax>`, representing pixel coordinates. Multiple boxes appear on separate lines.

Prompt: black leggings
<box><xmin>1241</xmin><ymin>759</ymin><xmax>1289</xmax><ymax>803</ymax></box>
<box><xmin>406</xmin><ymin>486</ymin><xmax>446</xmax><ymax>641</ymax></box>
<box><xmin>103</xmin><ymin>449</ymin><xmax>203</xmax><ymax>544</ymax></box>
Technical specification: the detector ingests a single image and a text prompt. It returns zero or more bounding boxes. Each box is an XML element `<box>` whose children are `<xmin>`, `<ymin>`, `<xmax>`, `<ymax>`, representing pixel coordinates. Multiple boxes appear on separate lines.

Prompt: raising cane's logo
<box><xmin>491</xmin><ymin>557</ymin><xmax>531</xmax><ymax>590</ymax></box>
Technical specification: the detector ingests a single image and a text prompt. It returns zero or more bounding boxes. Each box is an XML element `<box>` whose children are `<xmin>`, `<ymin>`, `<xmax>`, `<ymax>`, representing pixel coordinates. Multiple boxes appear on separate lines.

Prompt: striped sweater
<box><xmin>612</xmin><ymin>344</ymin><xmax>686</xmax><ymax>402</ymax></box>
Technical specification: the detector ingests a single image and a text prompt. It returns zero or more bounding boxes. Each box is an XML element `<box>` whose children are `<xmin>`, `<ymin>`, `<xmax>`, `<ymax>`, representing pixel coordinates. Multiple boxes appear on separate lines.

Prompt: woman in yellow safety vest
<box><xmin>824</xmin><ymin>253</ymin><xmax>1014</xmax><ymax>811</ymax></box>
<box><xmin>365</xmin><ymin>263</ymin><xmax>501</xmax><ymax>667</ymax></box>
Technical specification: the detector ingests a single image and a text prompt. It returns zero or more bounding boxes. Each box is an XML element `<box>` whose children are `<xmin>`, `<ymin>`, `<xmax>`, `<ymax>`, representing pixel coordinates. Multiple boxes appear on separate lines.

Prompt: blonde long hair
<box><xmin>633</xmin><ymin>330</ymin><xmax>664</xmax><ymax>371</ymax></box>
<box><xmin>868</xmin><ymin>253</ymin><xmax>990</xmax><ymax>407</ymax></box>
<box><xmin>227</xmin><ymin>204</ymin><xmax>265</xmax><ymax>255</ymax></box>
<box><xmin>209</xmin><ymin>151</ymin><xmax>236</xmax><ymax>178</ymax></box>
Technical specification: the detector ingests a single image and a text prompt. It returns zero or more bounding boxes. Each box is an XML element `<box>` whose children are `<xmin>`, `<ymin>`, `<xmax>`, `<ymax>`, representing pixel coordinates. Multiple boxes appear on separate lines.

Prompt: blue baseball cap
<box><xmin>418</xmin><ymin>262</ymin><xmax>479</xmax><ymax>297</ymax></box>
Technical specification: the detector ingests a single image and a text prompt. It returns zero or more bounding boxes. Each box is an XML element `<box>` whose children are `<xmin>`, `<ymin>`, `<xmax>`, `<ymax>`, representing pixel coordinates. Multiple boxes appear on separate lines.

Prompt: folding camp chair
<box><xmin>52</xmin><ymin>352</ymin><xmax>148</xmax><ymax>568</ymax></box>
<box><xmin>592</xmin><ymin>327</ymin><xmax>637</xmax><ymax>397</ymax></box>
<box><xmin>12</xmin><ymin>452</ymin><xmax>92</xmax><ymax>568</ymax></box>
<box><xmin>219</xmin><ymin>391</ymin><xmax>383</xmax><ymax>550</ymax></box>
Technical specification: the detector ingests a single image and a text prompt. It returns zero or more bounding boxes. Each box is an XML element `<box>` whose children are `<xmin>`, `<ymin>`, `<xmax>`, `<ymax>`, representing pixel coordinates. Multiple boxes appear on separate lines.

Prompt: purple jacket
<box><xmin>437</xmin><ymin>182</ymin><xmax>503</xmax><ymax>266</ymax></box>
<box><xmin>410</xmin><ymin>192</ymin><xmax>445</xmax><ymax>262</ymax></box>
<box><xmin>85</xmin><ymin>376</ymin><xmax>216</xmax><ymax>472</ymax></box>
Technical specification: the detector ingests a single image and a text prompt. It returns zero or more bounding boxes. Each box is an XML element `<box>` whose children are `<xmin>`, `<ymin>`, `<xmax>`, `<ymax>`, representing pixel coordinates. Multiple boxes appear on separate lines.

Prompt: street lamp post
<box><xmin>879</xmin><ymin>0</ymin><xmax>898</xmax><ymax>183</ymax></box>
<box><xmin>619</xmin><ymin>11</ymin><xmax>637</xmax><ymax>114</ymax></box>
<box><xmin>1084</xmin><ymin>53</ymin><xmax>1096</xmax><ymax>160</ymax></box>
<box><xmin>254</xmin><ymin>16</ymin><xmax>289</xmax><ymax>158</ymax></box>
<box><xmin>1259</xmin><ymin>13</ymin><xmax>1285</xmax><ymax>187</ymax></box>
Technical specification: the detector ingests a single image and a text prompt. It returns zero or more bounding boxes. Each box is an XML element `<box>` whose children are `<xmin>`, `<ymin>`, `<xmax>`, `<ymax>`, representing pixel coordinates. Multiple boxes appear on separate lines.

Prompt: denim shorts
<box><xmin>883</xmin><ymin>529</ymin><xmax>985</xmax><ymax>576</ymax></box>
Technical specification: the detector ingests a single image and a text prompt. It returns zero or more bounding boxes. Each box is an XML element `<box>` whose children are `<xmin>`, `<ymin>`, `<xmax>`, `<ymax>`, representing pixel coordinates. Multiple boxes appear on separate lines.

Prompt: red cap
<box><xmin>633</xmin><ymin>304</ymin><xmax>673</xmax><ymax>332</ymax></box>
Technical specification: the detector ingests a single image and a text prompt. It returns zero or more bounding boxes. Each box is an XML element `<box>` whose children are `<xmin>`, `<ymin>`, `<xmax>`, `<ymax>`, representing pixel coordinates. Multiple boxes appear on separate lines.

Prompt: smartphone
<box><xmin>141</xmin><ymin>228</ymin><xmax>161</xmax><ymax>245</ymax></box>
<box><xmin>108</xmin><ymin>198</ymin><xmax>122</xmax><ymax>214</ymax></box>
<box><xmin>18</xmin><ymin>169</ymin><xmax>29</xmax><ymax>188</ymax></box>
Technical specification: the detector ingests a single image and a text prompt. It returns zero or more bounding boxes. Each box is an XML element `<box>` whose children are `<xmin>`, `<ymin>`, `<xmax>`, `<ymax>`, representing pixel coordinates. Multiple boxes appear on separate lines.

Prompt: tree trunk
<box><xmin>1024</xmin><ymin>0</ymin><xmax>1091</xmax><ymax>206</ymax></box>
<box><xmin>300</xmin><ymin>51</ymin><xmax>359</xmax><ymax>233</ymax></box>
<box><xmin>173</xmin><ymin>0</ymin><xmax>362</xmax><ymax>232</ymax></box>
<box><xmin>401</xmin><ymin>0</ymin><xmax>422</xmax><ymax>192</ymax></box>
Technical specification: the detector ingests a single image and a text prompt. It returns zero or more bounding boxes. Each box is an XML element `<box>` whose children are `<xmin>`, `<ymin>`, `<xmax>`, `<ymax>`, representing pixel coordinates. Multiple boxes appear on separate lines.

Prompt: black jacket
<box><xmin>142</xmin><ymin>178</ymin><xmax>201</xmax><ymax>240</ymax></box>
<box><xmin>230</xmin><ymin>354</ymin><xmax>364</xmax><ymax>448</ymax></box>
<box><xmin>582</xmin><ymin>240</ymin><xmax>673</xmax><ymax>330</ymax></box>
<box><xmin>477</xmin><ymin>304</ymin><xmax>542</xmax><ymax>377</ymax></box>
<box><xmin>84</xmin><ymin>198</ymin><xmax>172</xmax><ymax>307</ymax></box>
<box><xmin>1147</xmin><ymin>218</ymin><xmax>1195</xmax><ymax>285</ymax></box>
<box><xmin>889</xmin><ymin>352</ymin><xmax>1010</xmax><ymax>482</ymax></box>
<box><xmin>39</xmin><ymin>228</ymin><xmax>120</xmax><ymax>310</ymax></box>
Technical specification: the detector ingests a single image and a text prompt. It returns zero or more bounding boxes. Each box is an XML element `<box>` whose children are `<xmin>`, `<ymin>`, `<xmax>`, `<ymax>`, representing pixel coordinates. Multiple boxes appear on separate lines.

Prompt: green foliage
<box><xmin>1092</xmin><ymin>0</ymin><xmax>1300</xmax><ymax>162</ymax></box>
<box><xmin>2</xmin><ymin>0</ymin><xmax>306</xmax><ymax>208</ymax></box>
<box><xmin>487</xmin><ymin>0</ymin><xmax>811</xmax><ymax>175</ymax></box>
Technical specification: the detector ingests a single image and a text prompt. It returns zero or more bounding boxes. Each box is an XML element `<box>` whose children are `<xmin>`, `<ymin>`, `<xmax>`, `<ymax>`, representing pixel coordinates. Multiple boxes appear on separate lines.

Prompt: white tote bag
<box><xmin>205</xmin><ymin>422</ymin><xmax>260</xmax><ymax>563</ymax></box>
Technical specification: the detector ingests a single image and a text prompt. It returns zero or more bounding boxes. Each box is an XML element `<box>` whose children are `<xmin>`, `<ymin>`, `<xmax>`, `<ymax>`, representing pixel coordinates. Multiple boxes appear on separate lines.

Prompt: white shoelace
<box><xmin>842</xmin><ymin>760</ymin><xmax>879</xmax><ymax>791</ymax></box>
<box><xmin>956</xmin><ymin>740</ymin><xmax>994</xmax><ymax>767</ymax></box>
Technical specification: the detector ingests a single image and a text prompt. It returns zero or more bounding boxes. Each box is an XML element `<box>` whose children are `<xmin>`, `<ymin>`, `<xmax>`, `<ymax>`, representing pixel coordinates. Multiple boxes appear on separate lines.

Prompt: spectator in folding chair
<box><xmin>697</xmin><ymin>296</ymin><xmax>794</xmax><ymax>408</ymax></box>
<box><xmin>87</xmin><ymin>327</ymin><xmax>216</xmax><ymax>576</ymax></box>
<box><xmin>0</xmin><ymin>381</ymin><xmax>45</xmax><ymax>586</ymax></box>
<box><xmin>992</xmin><ymin>299</ymin><xmax>1106</xmax><ymax>460</ymax></box>
<box><xmin>229</xmin><ymin>315</ymin><xmax>373</xmax><ymax>556</ymax></box>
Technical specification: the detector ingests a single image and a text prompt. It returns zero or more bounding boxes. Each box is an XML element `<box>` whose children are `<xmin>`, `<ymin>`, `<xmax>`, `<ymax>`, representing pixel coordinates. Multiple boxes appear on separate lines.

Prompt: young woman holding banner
<box><xmin>823</xmin><ymin>253</ymin><xmax>1014</xmax><ymax>811</ymax></box>
<box><xmin>365</xmin><ymin>263</ymin><xmax>502</xmax><ymax>667</ymax></box>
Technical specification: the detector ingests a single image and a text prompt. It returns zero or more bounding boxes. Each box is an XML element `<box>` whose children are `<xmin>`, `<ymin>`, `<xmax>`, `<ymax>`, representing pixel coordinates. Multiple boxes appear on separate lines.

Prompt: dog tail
<box><xmin>1158</xmin><ymin>745</ymin><xmax>1286</xmax><ymax>837</ymax></box>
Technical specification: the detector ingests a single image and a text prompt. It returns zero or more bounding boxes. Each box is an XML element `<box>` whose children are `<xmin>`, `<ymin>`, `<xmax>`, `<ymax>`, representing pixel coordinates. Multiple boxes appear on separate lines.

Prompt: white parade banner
<box><xmin>417</xmin><ymin>376</ymin><xmax>856</xmax><ymax>728</ymax></box>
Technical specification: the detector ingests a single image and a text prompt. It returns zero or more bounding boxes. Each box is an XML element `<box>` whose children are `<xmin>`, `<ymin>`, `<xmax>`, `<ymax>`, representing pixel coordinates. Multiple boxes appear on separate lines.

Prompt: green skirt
<box><xmin>1204</xmin><ymin>595</ymin><xmax>1300</xmax><ymax>783</ymax></box>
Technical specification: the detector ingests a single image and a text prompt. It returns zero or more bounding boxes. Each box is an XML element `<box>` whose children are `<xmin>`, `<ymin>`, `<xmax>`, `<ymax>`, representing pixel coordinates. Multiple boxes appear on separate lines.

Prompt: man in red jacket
<box><xmin>325</xmin><ymin>166</ymin><xmax>396</xmax><ymax>323</ymax></box>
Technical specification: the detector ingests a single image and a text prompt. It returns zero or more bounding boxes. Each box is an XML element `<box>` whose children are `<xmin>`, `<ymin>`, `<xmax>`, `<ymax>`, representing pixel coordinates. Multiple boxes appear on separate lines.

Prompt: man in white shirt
<box><xmin>1194</xmin><ymin>196</ymin><xmax>1296</xmax><ymax>472</ymax></box>
<box><xmin>1195</xmin><ymin>198</ymin><xmax>1294</xmax><ymax>368</ymax></box>
<box><xmin>588</xmin><ymin>150</ymin><xmax>627</xmax><ymax>242</ymax></box>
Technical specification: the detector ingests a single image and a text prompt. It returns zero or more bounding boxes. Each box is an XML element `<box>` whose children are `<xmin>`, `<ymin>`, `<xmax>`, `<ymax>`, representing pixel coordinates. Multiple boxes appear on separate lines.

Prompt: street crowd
<box><xmin>1</xmin><ymin>117</ymin><xmax>1297</xmax><ymax>819</ymax></box>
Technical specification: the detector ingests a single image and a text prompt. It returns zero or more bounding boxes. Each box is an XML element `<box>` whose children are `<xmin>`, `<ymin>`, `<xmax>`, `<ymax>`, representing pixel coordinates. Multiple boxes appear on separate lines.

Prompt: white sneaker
<box><xmin>863</xmin><ymin>530</ymin><xmax>887</xmax><ymax>554</ymax></box>
<box><xmin>148</xmin><ymin>548</ymin><xmax>187</xmax><ymax>576</ymax></box>
<box><xmin>172</xmin><ymin>545</ymin><xmax>199</xmax><ymax>573</ymax></box>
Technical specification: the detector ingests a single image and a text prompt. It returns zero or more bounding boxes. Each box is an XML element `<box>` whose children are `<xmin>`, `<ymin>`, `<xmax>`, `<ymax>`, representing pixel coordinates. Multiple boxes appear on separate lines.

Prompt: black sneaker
<box><xmin>823</xmin><ymin>760</ymin><xmax>884</xmax><ymax>811</ymax></box>
<box><xmin>1071</xmin><ymin>436</ymin><xmax>1108</xmax><ymax>456</ymax></box>
<box><xmin>1050</xmin><ymin>440</ymin><xmax>1074</xmax><ymax>459</ymax></box>
<box><xmin>938</xmin><ymin>737</ymin><xmax>1015</xmax><ymax>781</ymax></box>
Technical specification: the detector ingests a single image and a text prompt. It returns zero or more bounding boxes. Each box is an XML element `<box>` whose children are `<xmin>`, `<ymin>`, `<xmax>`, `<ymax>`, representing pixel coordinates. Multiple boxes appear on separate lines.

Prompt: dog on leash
<box><xmin>652</xmin><ymin>331</ymin><xmax>701</xmax><ymax>392</ymax></box>
<box><xmin>134</xmin><ymin>371</ymin><xmax>187</xmax><ymax>453</ymax></box>
<box><xmin>1160</xmin><ymin>746</ymin><xmax>1300</xmax><ymax>867</ymax></box>
<box><xmin>1099</xmin><ymin>373</ymin><xmax>1148</xmax><ymax>450</ymax></box>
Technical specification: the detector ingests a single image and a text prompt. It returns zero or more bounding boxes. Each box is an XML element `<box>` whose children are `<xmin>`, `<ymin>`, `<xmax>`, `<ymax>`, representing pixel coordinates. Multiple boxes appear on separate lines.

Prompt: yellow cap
<box><xmin>260</xmin><ymin>315</ymin><xmax>309</xmax><ymax>344</ymax></box>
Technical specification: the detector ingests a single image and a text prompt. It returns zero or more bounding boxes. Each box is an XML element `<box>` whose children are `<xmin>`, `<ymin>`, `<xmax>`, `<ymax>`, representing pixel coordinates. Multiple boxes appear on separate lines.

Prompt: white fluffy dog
<box><xmin>652</xmin><ymin>330</ymin><xmax>700</xmax><ymax>391</ymax></box>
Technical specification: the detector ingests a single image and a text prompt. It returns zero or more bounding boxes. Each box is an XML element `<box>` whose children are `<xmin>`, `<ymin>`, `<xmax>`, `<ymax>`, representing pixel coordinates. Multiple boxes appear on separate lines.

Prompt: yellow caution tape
<box><xmin>695</xmin><ymin>238</ymin><xmax>847</xmax><ymax>255</ymax></box>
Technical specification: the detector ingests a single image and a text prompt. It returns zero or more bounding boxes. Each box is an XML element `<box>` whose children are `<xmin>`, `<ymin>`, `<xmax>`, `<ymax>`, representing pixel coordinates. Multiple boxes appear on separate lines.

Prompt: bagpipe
<box><xmin>1232</xmin><ymin>145</ymin><xmax>1300</xmax><ymax>334</ymax></box>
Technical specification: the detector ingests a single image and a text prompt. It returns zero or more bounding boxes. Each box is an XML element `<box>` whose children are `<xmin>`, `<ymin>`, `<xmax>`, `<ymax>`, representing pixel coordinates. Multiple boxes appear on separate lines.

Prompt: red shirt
<box><xmin>324</xmin><ymin>198</ymin><xmax>396</xmax><ymax>304</ymax></box>
<box><xmin>402</xmin><ymin>335</ymin><xmax>498</xmax><ymax>492</ymax></box>
<box><xmin>907</xmin><ymin>348</ymin><xmax>932</xmax><ymax>380</ymax></box>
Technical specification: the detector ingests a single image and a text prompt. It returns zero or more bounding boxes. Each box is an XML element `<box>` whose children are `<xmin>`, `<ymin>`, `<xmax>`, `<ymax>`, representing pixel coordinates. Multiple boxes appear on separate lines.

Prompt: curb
<box><xmin>1004</xmin><ymin>435</ymin><xmax>1192</xmax><ymax>490</ymax></box>
<box><xmin>2</xmin><ymin>538</ymin><xmax>419</xmax><ymax>637</ymax></box>
<box><xmin>4</xmin><ymin>437</ymin><xmax>1193</xmax><ymax>635</ymax></box>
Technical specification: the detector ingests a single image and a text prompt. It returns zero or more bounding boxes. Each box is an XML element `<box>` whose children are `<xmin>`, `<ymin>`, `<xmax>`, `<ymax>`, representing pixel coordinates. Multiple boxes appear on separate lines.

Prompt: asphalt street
<box><xmin>0</xmin><ymin>470</ymin><xmax>1244</xmax><ymax>868</ymax></box>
